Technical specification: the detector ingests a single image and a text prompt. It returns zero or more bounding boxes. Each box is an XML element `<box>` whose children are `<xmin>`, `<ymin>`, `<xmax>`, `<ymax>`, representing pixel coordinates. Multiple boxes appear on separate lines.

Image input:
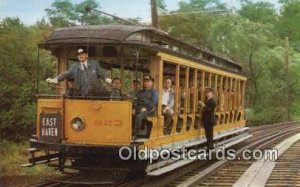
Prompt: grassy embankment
<box><xmin>0</xmin><ymin>141</ymin><xmax>58</xmax><ymax>176</ymax></box>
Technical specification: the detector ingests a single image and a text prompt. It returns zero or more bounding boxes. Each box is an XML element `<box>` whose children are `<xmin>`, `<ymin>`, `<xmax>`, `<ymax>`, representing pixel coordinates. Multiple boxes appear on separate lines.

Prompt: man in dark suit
<box><xmin>46</xmin><ymin>47</ymin><xmax>112</xmax><ymax>96</ymax></box>
<box><xmin>133</xmin><ymin>75</ymin><xmax>158</xmax><ymax>139</ymax></box>
<box><xmin>199</xmin><ymin>87</ymin><xmax>217</xmax><ymax>150</ymax></box>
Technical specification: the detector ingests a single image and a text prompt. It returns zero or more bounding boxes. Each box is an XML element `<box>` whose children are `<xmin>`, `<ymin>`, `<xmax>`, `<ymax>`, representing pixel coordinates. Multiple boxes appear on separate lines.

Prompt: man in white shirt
<box><xmin>162</xmin><ymin>77</ymin><xmax>175</xmax><ymax>134</ymax></box>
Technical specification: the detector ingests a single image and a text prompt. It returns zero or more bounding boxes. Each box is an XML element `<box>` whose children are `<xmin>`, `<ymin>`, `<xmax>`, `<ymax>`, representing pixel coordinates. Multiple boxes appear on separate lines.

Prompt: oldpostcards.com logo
<box><xmin>118</xmin><ymin>146</ymin><xmax>278</xmax><ymax>163</ymax></box>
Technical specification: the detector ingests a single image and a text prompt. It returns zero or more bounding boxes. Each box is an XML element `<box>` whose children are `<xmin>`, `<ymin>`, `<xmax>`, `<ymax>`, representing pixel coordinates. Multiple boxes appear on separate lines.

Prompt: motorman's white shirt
<box><xmin>80</xmin><ymin>61</ymin><xmax>88</xmax><ymax>70</ymax></box>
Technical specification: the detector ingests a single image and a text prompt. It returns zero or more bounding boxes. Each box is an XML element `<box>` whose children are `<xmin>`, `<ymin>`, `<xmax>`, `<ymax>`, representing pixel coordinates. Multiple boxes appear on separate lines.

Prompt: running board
<box><xmin>151</xmin><ymin>127</ymin><xmax>249</xmax><ymax>150</ymax></box>
<box><xmin>147</xmin><ymin>132</ymin><xmax>252</xmax><ymax>176</ymax></box>
<box><xmin>21</xmin><ymin>158</ymin><xmax>59</xmax><ymax>167</ymax></box>
<box><xmin>20</xmin><ymin>148</ymin><xmax>59</xmax><ymax>167</ymax></box>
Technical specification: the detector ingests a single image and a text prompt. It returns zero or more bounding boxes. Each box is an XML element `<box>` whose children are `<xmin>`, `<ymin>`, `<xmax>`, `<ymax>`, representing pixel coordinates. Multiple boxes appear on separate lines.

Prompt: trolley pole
<box><xmin>151</xmin><ymin>0</ymin><xmax>159</xmax><ymax>28</ymax></box>
<box><xmin>284</xmin><ymin>37</ymin><xmax>291</xmax><ymax>121</ymax></box>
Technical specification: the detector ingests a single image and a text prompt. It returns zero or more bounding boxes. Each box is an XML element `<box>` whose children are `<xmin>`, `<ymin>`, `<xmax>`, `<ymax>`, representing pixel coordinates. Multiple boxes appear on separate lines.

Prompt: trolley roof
<box><xmin>40</xmin><ymin>25</ymin><xmax>242</xmax><ymax>72</ymax></box>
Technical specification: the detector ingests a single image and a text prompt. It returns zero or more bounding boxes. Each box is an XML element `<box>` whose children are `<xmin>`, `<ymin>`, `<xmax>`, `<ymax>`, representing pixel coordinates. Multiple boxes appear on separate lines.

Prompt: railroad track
<box><xmin>27</xmin><ymin>121</ymin><xmax>300</xmax><ymax>187</ymax></box>
<box><xmin>142</xmin><ymin>121</ymin><xmax>300</xmax><ymax>187</ymax></box>
<box><xmin>27</xmin><ymin>169</ymin><xmax>140</xmax><ymax>187</ymax></box>
<box><xmin>266</xmin><ymin>140</ymin><xmax>300</xmax><ymax>186</ymax></box>
<box><xmin>193</xmin><ymin>130</ymin><xmax>300</xmax><ymax>186</ymax></box>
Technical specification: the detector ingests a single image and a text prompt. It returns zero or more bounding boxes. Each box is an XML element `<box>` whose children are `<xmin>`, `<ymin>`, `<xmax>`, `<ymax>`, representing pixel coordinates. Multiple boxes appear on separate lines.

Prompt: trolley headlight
<box><xmin>71</xmin><ymin>117</ymin><xmax>85</xmax><ymax>131</ymax></box>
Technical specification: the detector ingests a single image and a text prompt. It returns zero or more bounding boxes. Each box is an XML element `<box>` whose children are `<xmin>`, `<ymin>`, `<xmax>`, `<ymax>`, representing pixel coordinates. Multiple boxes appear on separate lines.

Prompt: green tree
<box><xmin>160</xmin><ymin>0</ymin><xmax>228</xmax><ymax>48</ymax></box>
<box><xmin>75</xmin><ymin>0</ymin><xmax>113</xmax><ymax>25</ymax></box>
<box><xmin>157</xmin><ymin>0</ymin><xmax>167</xmax><ymax>10</ymax></box>
<box><xmin>277</xmin><ymin>0</ymin><xmax>300</xmax><ymax>49</ymax></box>
<box><xmin>178</xmin><ymin>0</ymin><xmax>226</xmax><ymax>11</ymax></box>
<box><xmin>45</xmin><ymin>0</ymin><xmax>77</xmax><ymax>27</ymax></box>
<box><xmin>46</xmin><ymin>0</ymin><xmax>114</xmax><ymax>27</ymax></box>
<box><xmin>0</xmin><ymin>18</ymin><xmax>54</xmax><ymax>141</ymax></box>
<box><xmin>160</xmin><ymin>0</ymin><xmax>300</xmax><ymax>124</ymax></box>
<box><xmin>238</xmin><ymin>1</ymin><xmax>278</xmax><ymax>24</ymax></box>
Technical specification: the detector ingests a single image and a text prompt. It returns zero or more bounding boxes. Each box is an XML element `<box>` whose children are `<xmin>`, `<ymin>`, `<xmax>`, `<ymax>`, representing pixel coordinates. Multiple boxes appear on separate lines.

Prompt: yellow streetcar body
<box><xmin>28</xmin><ymin>25</ymin><xmax>249</xmax><ymax>174</ymax></box>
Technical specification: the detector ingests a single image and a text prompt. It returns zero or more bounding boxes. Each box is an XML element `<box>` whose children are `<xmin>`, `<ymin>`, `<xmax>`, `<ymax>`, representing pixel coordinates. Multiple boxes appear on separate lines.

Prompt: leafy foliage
<box><xmin>157</xmin><ymin>0</ymin><xmax>167</xmax><ymax>10</ymax></box>
<box><xmin>45</xmin><ymin>0</ymin><xmax>77</xmax><ymax>27</ymax></box>
<box><xmin>0</xmin><ymin>18</ymin><xmax>55</xmax><ymax>141</ymax></box>
<box><xmin>160</xmin><ymin>0</ymin><xmax>300</xmax><ymax>125</ymax></box>
<box><xmin>45</xmin><ymin>0</ymin><xmax>118</xmax><ymax>27</ymax></box>
<box><xmin>277</xmin><ymin>0</ymin><xmax>300</xmax><ymax>49</ymax></box>
<box><xmin>238</xmin><ymin>1</ymin><xmax>277</xmax><ymax>24</ymax></box>
<box><xmin>178</xmin><ymin>0</ymin><xmax>226</xmax><ymax>10</ymax></box>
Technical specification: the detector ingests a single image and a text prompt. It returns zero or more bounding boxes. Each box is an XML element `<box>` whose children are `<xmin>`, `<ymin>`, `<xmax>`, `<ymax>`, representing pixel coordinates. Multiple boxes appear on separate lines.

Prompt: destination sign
<box><xmin>39</xmin><ymin>113</ymin><xmax>61</xmax><ymax>142</ymax></box>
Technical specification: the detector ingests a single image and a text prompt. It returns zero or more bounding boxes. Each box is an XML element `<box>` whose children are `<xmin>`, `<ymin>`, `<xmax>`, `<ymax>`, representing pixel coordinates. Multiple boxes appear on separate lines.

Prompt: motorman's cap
<box><xmin>143</xmin><ymin>75</ymin><xmax>154</xmax><ymax>81</ymax></box>
<box><xmin>77</xmin><ymin>47</ymin><xmax>88</xmax><ymax>54</ymax></box>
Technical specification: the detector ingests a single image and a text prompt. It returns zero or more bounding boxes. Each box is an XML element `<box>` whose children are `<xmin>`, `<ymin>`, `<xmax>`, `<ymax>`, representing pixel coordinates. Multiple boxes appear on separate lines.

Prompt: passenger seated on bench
<box><xmin>162</xmin><ymin>77</ymin><xmax>174</xmax><ymax>133</ymax></box>
<box><xmin>126</xmin><ymin>79</ymin><xmax>141</xmax><ymax>99</ymax></box>
<box><xmin>110</xmin><ymin>77</ymin><xmax>122</xmax><ymax>98</ymax></box>
<box><xmin>133</xmin><ymin>75</ymin><xmax>158</xmax><ymax>139</ymax></box>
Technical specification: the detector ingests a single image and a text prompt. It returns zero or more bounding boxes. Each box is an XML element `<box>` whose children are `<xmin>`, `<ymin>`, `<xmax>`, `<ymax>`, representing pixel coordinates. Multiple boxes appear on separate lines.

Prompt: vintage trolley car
<box><xmin>27</xmin><ymin>25</ymin><xmax>249</xmax><ymax>175</ymax></box>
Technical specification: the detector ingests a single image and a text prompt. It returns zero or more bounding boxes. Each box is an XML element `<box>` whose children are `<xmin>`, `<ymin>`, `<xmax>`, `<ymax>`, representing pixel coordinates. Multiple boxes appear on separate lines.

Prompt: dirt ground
<box><xmin>0</xmin><ymin>176</ymin><xmax>42</xmax><ymax>187</ymax></box>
